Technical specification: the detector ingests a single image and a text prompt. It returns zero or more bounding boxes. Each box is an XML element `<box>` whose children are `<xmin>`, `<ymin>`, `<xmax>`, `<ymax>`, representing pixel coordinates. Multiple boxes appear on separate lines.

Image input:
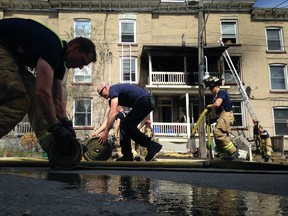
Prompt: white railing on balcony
<box><xmin>9</xmin><ymin>122</ymin><xmax>33</xmax><ymax>137</ymax></box>
<box><xmin>150</xmin><ymin>71</ymin><xmax>222</xmax><ymax>86</ymax></box>
<box><xmin>151</xmin><ymin>71</ymin><xmax>187</xmax><ymax>85</ymax></box>
<box><xmin>152</xmin><ymin>123</ymin><xmax>188</xmax><ymax>137</ymax></box>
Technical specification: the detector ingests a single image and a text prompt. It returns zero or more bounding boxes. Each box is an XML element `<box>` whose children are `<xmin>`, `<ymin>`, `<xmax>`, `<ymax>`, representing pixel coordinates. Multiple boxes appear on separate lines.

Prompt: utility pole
<box><xmin>188</xmin><ymin>0</ymin><xmax>207</xmax><ymax>158</ymax></box>
<box><xmin>197</xmin><ymin>0</ymin><xmax>207</xmax><ymax>159</ymax></box>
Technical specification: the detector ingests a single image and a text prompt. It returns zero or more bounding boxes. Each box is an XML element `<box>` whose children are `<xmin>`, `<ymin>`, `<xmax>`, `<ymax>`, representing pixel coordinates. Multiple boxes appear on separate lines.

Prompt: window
<box><xmin>74</xmin><ymin>63</ymin><xmax>92</xmax><ymax>83</ymax></box>
<box><xmin>74</xmin><ymin>19</ymin><xmax>91</xmax><ymax>38</ymax></box>
<box><xmin>119</xmin><ymin>20</ymin><xmax>136</xmax><ymax>43</ymax></box>
<box><xmin>74</xmin><ymin>98</ymin><xmax>92</xmax><ymax>126</ymax></box>
<box><xmin>231</xmin><ymin>101</ymin><xmax>245</xmax><ymax>127</ymax></box>
<box><xmin>224</xmin><ymin>56</ymin><xmax>241</xmax><ymax>83</ymax></box>
<box><xmin>269</xmin><ymin>64</ymin><xmax>288</xmax><ymax>90</ymax></box>
<box><xmin>266</xmin><ymin>27</ymin><xmax>284</xmax><ymax>51</ymax></box>
<box><xmin>158</xmin><ymin>98</ymin><xmax>173</xmax><ymax>122</ymax></box>
<box><xmin>120</xmin><ymin>57</ymin><xmax>137</xmax><ymax>83</ymax></box>
<box><xmin>273</xmin><ymin>108</ymin><xmax>288</xmax><ymax>135</ymax></box>
<box><xmin>221</xmin><ymin>20</ymin><xmax>238</xmax><ymax>44</ymax></box>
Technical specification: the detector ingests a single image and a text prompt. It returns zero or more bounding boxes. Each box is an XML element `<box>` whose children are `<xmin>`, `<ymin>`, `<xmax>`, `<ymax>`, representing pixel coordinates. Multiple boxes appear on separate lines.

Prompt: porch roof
<box><xmin>141</xmin><ymin>45</ymin><xmax>229</xmax><ymax>58</ymax></box>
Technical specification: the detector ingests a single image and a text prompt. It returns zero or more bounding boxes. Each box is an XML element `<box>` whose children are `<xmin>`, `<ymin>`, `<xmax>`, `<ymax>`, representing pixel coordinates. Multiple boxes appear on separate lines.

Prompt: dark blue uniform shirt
<box><xmin>214</xmin><ymin>89</ymin><xmax>232</xmax><ymax>114</ymax></box>
<box><xmin>0</xmin><ymin>18</ymin><xmax>66</xmax><ymax>80</ymax></box>
<box><xmin>109</xmin><ymin>84</ymin><xmax>150</xmax><ymax>107</ymax></box>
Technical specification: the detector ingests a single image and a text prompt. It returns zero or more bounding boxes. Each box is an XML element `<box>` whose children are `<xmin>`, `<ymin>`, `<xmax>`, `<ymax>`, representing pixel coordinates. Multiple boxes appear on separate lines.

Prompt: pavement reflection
<box><xmin>2</xmin><ymin>168</ymin><xmax>288</xmax><ymax>215</ymax></box>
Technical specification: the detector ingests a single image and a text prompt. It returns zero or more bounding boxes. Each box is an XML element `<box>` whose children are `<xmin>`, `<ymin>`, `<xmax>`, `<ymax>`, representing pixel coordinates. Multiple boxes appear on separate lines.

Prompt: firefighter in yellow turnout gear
<box><xmin>135</xmin><ymin>119</ymin><xmax>158</xmax><ymax>159</ymax></box>
<box><xmin>204</xmin><ymin>76</ymin><xmax>239</xmax><ymax>160</ymax></box>
<box><xmin>257</xmin><ymin>126</ymin><xmax>273</xmax><ymax>162</ymax></box>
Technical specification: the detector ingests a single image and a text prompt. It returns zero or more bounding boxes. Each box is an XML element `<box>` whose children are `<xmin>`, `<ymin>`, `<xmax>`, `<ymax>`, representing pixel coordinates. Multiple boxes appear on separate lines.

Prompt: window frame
<box><xmin>119</xmin><ymin>19</ymin><xmax>136</xmax><ymax>44</ymax></box>
<box><xmin>231</xmin><ymin>100</ymin><xmax>246</xmax><ymax>128</ymax></box>
<box><xmin>74</xmin><ymin>98</ymin><xmax>92</xmax><ymax>127</ymax></box>
<box><xmin>120</xmin><ymin>56</ymin><xmax>138</xmax><ymax>83</ymax></box>
<box><xmin>266</xmin><ymin>27</ymin><xmax>284</xmax><ymax>51</ymax></box>
<box><xmin>74</xmin><ymin>63</ymin><xmax>92</xmax><ymax>83</ymax></box>
<box><xmin>220</xmin><ymin>20</ymin><xmax>238</xmax><ymax>44</ymax></box>
<box><xmin>269</xmin><ymin>64</ymin><xmax>288</xmax><ymax>91</ymax></box>
<box><xmin>273</xmin><ymin>107</ymin><xmax>288</xmax><ymax>135</ymax></box>
<box><xmin>74</xmin><ymin>18</ymin><xmax>91</xmax><ymax>38</ymax></box>
<box><xmin>224</xmin><ymin>56</ymin><xmax>241</xmax><ymax>84</ymax></box>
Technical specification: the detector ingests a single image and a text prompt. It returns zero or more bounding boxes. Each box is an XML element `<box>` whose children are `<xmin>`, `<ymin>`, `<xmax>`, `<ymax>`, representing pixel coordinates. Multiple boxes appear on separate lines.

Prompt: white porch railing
<box><xmin>151</xmin><ymin>71</ymin><xmax>187</xmax><ymax>85</ymax></box>
<box><xmin>150</xmin><ymin>71</ymin><xmax>221</xmax><ymax>86</ymax></box>
<box><xmin>9</xmin><ymin>122</ymin><xmax>33</xmax><ymax>137</ymax></box>
<box><xmin>152</xmin><ymin>123</ymin><xmax>188</xmax><ymax>137</ymax></box>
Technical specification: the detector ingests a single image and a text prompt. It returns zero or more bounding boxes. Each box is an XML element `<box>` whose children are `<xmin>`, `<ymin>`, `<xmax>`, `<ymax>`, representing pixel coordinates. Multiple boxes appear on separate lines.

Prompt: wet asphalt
<box><xmin>1</xmin><ymin>160</ymin><xmax>288</xmax><ymax>216</ymax></box>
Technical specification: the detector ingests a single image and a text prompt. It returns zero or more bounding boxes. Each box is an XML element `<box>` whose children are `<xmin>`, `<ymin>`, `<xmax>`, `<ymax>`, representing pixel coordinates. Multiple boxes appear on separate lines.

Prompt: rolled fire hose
<box><xmin>83</xmin><ymin>137</ymin><xmax>113</xmax><ymax>161</ymax></box>
<box><xmin>48</xmin><ymin>137</ymin><xmax>83</xmax><ymax>169</ymax></box>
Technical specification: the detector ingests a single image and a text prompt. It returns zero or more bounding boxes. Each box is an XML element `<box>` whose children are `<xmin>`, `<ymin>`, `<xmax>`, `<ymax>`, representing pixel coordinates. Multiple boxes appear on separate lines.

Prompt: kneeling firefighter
<box><xmin>203</xmin><ymin>76</ymin><xmax>239</xmax><ymax>160</ymax></box>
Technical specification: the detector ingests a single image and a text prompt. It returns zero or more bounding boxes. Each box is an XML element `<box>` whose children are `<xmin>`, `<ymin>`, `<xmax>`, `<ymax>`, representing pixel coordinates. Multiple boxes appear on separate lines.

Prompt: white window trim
<box><xmin>73</xmin><ymin>98</ymin><xmax>92</xmax><ymax>127</ymax></box>
<box><xmin>220</xmin><ymin>20</ymin><xmax>238</xmax><ymax>44</ymax></box>
<box><xmin>119</xmin><ymin>19</ymin><xmax>136</xmax><ymax>44</ymax></box>
<box><xmin>231</xmin><ymin>100</ymin><xmax>246</xmax><ymax>128</ymax></box>
<box><xmin>120</xmin><ymin>56</ymin><xmax>138</xmax><ymax>83</ymax></box>
<box><xmin>273</xmin><ymin>107</ymin><xmax>288</xmax><ymax>136</ymax></box>
<box><xmin>74</xmin><ymin>63</ymin><xmax>92</xmax><ymax>83</ymax></box>
<box><xmin>265</xmin><ymin>27</ymin><xmax>284</xmax><ymax>51</ymax></box>
<box><xmin>74</xmin><ymin>18</ymin><xmax>91</xmax><ymax>38</ymax></box>
<box><xmin>269</xmin><ymin>64</ymin><xmax>288</xmax><ymax>90</ymax></box>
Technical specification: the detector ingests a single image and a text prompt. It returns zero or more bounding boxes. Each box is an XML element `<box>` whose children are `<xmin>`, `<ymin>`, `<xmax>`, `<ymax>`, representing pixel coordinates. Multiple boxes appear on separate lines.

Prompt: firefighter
<box><xmin>204</xmin><ymin>76</ymin><xmax>239</xmax><ymax>160</ymax></box>
<box><xmin>91</xmin><ymin>106</ymin><xmax>128</xmax><ymax>159</ymax></box>
<box><xmin>258</xmin><ymin>126</ymin><xmax>273</xmax><ymax>162</ymax></box>
<box><xmin>0</xmin><ymin>18</ymin><xmax>96</xmax><ymax>160</ymax></box>
<box><xmin>253</xmin><ymin>119</ymin><xmax>262</xmax><ymax>154</ymax></box>
<box><xmin>136</xmin><ymin>119</ymin><xmax>158</xmax><ymax>159</ymax></box>
<box><xmin>134</xmin><ymin>119</ymin><xmax>158</xmax><ymax>161</ymax></box>
<box><xmin>96</xmin><ymin>82</ymin><xmax>162</xmax><ymax>161</ymax></box>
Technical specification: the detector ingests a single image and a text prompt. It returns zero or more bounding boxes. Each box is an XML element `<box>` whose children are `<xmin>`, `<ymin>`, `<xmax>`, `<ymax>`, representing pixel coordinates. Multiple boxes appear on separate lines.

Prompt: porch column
<box><xmin>148</xmin><ymin>53</ymin><xmax>152</xmax><ymax>85</ymax></box>
<box><xmin>186</xmin><ymin>93</ymin><xmax>191</xmax><ymax>137</ymax></box>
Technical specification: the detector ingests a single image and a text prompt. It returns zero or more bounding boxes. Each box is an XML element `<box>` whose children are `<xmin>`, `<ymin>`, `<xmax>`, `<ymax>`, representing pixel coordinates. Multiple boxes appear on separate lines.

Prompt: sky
<box><xmin>254</xmin><ymin>0</ymin><xmax>288</xmax><ymax>8</ymax></box>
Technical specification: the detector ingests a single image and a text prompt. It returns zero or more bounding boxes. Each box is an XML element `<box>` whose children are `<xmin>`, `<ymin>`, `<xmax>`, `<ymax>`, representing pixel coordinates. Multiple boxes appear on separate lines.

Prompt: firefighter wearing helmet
<box><xmin>204</xmin><ymin>76</ymin><xmax>240</xmax><ymax>160</ymax></box>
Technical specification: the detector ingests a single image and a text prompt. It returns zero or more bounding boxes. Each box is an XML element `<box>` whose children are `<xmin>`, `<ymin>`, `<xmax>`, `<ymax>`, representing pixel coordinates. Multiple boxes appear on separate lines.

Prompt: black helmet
<box><xmin>203</xmin><ymin>76</ymin><xmax>223</xmax><ymax>88</ymax></box>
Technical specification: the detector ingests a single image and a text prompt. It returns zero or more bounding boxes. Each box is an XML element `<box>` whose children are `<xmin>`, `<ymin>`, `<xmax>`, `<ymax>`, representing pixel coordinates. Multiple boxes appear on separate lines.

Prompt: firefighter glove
<box><xmin>206</xmin><ymin>104</ymin><xmax>213</xmax><ymax>112</ymax></box>
<box><xmin>60</xmin><ymin>117</ymin><xmax>76</xmax><ymax>138</ymax></box>
<box><xmin>47</xmin><ymin>121</ymin><xmax>74</xmax><ymax>140</ymax></box>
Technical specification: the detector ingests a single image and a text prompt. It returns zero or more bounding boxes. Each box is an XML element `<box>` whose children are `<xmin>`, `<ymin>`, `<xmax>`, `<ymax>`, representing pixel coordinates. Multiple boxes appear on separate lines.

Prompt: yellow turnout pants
<box><xmin>213</xmin><ymin>111</ymin><xmax>237</xmax><ymax>155</ymax></box>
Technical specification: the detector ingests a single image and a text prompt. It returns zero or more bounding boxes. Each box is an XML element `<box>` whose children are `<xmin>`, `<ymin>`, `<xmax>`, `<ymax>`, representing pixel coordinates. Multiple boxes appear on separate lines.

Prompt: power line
<box><xmin>272</xmin><ymin>0</ymin><xmax>288</xmax><ymax>10</ymax></box>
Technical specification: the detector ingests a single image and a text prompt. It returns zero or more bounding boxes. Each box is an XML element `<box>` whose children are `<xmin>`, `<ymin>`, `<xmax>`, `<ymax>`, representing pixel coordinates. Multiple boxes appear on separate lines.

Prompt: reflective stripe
<box><xmin>223</xmin><ymin>142</ymin><xmax>234</xmax><ymax>150</ymax></box>
<box><xmin>37</xmin><ymin>131</ymin><xmax>54</xmax><ymax>153</ymax></box>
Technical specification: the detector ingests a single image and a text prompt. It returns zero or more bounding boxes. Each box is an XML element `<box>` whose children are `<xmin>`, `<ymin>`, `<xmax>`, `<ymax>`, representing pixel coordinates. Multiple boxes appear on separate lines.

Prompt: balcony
<box><xmin>150</xmin><ymin>71</ymin><xmax>221</xmax><ymax>86</ymax></box>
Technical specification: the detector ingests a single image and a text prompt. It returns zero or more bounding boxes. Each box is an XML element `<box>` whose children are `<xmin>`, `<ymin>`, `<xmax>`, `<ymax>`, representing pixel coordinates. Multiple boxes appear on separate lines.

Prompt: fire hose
<box><xmin>187</xmin><ymin>108</ymin><xmax>214</xmax><ymax>159</ymax></box>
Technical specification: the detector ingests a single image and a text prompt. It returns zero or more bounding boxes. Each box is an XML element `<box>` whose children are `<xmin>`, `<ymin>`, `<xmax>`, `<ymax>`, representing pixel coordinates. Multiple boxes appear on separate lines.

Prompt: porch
<box><xmin>149</xmin><ymin>71</ymin><xmax>221</xmax><ymax>86</ymax></box>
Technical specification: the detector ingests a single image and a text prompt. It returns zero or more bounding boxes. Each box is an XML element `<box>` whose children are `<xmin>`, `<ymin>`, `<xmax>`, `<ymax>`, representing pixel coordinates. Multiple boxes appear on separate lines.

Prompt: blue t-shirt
<box><xmin>109</xmin><ymin>83</ymin><xmax>150</xmax><ymax>107</ymax></box>
<box><xmin>0</xmin><ymin>18</ymin><xmax>66</xmax><ymax>80</ymax></box>
<box><xmin>214</xmin><ymin>89</ymin><xmax>232</xmax><ymax>114</ymax></box>
<box><xmin>115</xmin><ymin>111</ymin><xmax>128</xmax><ymax>121</ymax></box>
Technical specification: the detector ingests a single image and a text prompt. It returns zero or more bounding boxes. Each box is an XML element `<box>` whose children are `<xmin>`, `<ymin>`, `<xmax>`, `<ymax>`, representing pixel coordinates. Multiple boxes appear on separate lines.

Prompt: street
<box><xmin>1</xmin><ymin>159</ymin><xmax>288</xmax><ymax>215</ymax></box>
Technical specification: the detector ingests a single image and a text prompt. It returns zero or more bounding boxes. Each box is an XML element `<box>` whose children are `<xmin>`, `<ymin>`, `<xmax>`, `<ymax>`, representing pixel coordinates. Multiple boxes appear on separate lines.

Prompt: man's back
<box><xmin>0</xmin><ymin>18</ymin><xmax>64</xmax><ymax>73</ymax></box>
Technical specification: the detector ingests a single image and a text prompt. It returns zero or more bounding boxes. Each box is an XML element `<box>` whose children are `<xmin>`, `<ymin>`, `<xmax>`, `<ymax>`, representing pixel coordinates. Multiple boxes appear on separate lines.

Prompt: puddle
<box><xmin>2</xmin><ymin>170</ymin><xmax>288</xmax><ymax>215</ymax></box>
